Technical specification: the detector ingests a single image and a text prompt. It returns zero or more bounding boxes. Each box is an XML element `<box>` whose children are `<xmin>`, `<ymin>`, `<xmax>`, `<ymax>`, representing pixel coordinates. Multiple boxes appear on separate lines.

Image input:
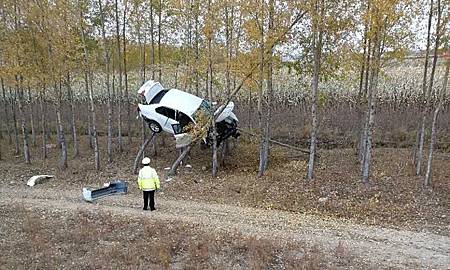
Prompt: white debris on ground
<box><xmin>26</xmin><ymin>175</ymin><xmax>54</xmax><ymax>187</ymax></box>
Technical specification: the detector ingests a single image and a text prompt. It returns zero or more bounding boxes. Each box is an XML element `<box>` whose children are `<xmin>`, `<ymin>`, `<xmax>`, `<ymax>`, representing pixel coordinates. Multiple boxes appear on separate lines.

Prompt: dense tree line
<box><xmin>0</xmin><ymin>0</ymin><xmax>449</xmax><ymax>186</ymax></box>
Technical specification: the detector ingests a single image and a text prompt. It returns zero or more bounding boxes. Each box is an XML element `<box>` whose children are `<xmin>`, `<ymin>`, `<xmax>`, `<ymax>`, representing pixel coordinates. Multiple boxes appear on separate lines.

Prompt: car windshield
<box><xmin>192</xmin><ymin>100</ymin><xmax>212</xmax><ymax>122</ymax></box>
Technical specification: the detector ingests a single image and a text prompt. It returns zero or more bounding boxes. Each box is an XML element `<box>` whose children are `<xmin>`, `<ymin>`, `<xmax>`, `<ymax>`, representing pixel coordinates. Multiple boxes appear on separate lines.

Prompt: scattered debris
<box><xmin>83</xmin><ymin>181</ymin><xmax>128</xmax><ymax>202</ymax></box>
<box><xmin>164</xmin><ymin>167</ymin><xmax>171</xmax><ymax>170</ymax></box>
<box><xmin>185</xmin><ymin>164</ymin><xmax>192</xmax><ymax>169</ymax></box>
<box><xmin>318</xmin><ymin>197</ymin><xmax>329</xmax><ymax>203</ymax></box>
<box><xmin>27</xmin><ymin>175</ymin><xmax>54</xmax><ymax>187</ymax></box>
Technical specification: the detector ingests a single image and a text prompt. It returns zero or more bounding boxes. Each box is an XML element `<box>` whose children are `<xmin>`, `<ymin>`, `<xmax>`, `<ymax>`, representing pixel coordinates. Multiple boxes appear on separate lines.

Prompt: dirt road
<box><xmin>1</xmin><ymin>185</ymin><xmax>449</xmax><ymax>269</ymax></box>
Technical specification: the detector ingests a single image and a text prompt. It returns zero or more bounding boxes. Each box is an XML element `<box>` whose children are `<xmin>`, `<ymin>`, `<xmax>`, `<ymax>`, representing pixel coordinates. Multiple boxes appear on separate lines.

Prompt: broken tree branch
<box><xmin>238</xmin><ymin>128</ymin><xmax>310</xmax><ymax>155</ymax></box>
<box><xmin>133</xmin><ymin>131</ymin><xmax>157</xmax><ymax>174</ymax></box>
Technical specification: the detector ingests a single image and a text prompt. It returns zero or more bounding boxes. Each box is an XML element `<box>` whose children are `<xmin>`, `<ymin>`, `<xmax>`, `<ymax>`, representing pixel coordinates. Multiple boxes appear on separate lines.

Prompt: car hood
<box><xmin>160</xmin><ymin>89</ymin><xmax>203</xmax><ymax>117</ymax></box>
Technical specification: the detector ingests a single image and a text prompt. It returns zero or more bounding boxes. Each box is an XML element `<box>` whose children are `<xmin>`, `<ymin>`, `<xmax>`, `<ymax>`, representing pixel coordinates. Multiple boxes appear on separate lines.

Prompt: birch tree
<box><xmin>115</xmin><ymin>0</ymin><xmax>123</xmax><ymax>152</ymax></box>
<box><xmin>66</xmin><ymin>73</ymin><xmax>78</xmax><ymax>157</ymax></box>
<box><xmin>360</xmin><ymin>0</ymin><xmax>416</xmax><ymax>184</ymax></box>
<box><xmin>157</xmin><ymin>0</ymin><xmax>163</xmax><ymax>82</ymax></box>
<box><xmin>98</xmin><ymin>0</ymin><xmax>114</xmax><ymax>164</ymax></box>
<box><xmin>424</xmin><ymin>54</ymin><xmax>449</xmax><ymax>186</ymax></box>
<box><xmin>415</xmin><ymin>0</ymin><xmax>444</xmax><ymax>175</ymax></box>
<box><xmin>307</xmin><ymin>0</ymin><xmax>324</xmax><ymax>181</ymax></box>
<box><xmin>205</xmin><ymin>0</ymin><xmax>218</xmax><ymax>177</ymax></box>
<box><xmin>79</xmin><ymin>0</ymin><xmax>100</xmax><ymax>170</ymax></box>
<box><xmin>413</xmin><ymin>0</ymin><xmax>434</xmax><ymax>169</ymax></box>
<box><xmin>123</xmin><ymin>0</ymin><xmax>131</xmax><ymax>144</ymax></box>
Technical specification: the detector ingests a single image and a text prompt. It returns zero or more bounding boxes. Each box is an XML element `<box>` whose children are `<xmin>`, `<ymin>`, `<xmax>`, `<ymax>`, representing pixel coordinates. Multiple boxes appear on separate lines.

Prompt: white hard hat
<box><xmin>142</xmin><ymin>157</ymin><xmax>151</xmax><ymax>165</ymax></box>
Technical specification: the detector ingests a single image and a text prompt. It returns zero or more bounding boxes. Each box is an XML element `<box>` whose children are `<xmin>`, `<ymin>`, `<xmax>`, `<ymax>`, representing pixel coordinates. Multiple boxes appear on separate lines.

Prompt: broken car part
<box><xmin>26</xmin><ymin>175</ymin><xmax>54</xmax><ymax>187</ymax></box>
<box><xmin>82</xmin><ymin>181</ymin><xmax>128</xmax><ymax>202</ymax></box>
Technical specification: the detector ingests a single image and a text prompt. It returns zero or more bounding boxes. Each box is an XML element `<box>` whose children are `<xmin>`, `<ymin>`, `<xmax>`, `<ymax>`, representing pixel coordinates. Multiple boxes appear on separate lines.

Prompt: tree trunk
<box><xmin>90</xmin><ymin>71</ymin><xmax>100</xmax><ymax>170</ymax></box>
<box><xmin>1</xmin><ymin>78</ymin><xmax>12</xmax><ymax>144</ymax></box>
<box><xmin>67</xmin><ymin>73</ymin><xmax>78</xmax><ymax>157</ymax></box>
<box><xmin>362</xmin><ymin>28</ymin><xmax>382</xmax><ymax>185</ymax></box>
<box><xmin>358</xmin><ymin>28</ymin><xmax>372</xmax><ymax>163</ymax></box>
<box><xmin>221</xmin><ymin>4</ymin><xmax>234</xmax><ymax>165</ymax></box>
<box><xmin>424</xmin><ymin>104</ymin><xmax>439</xmax><ymax>187</ymax></box>
<box><xmin>99</xmin><ymin>0</ymin><xmax>113</xmax><ymax>164</ymax></box>
<box><xmin>133</xmin><ymin>132</ymin><xmax>157</xmax><ymax>174</ymax></box>
<box><xmin>158</xmin><ymin>0</ymin><xmax>162</xmax><ymax>82</ymax></box>
<box><xmin>115</xmin><ymin>0</ymin><xmax>123</xmax><ymax>152</ymax></box>
<box><xmin>194</xmin><ymin>0</ymin><xmax>199</xmax><ymax>96</ymax></box>
<box><xmin>141</xmin><ymin>117</ymin><xmax>147</xmax><ymax>156</ymax></box>
<box><xmin>55</xmin><ymin>82</ymin><xmax>67</xmax><ymax>169</ymax></box>
<box><xmin>16</xmin><ymin>79</ymin><xmax>31</xmax><ymax>164</ymax></box>
<box><xmin>143</xmin><ymin>33</ymin><xmax>147</xmax><ymax>82</ymax></box>
<box><xmin>150</xmin><ymin>0</ymin><xmax>155</xmax><ymax>80</ymax></box>
<box><xmin>257</xmin><ymin>0</ymin><xmax>266</xmax><ymax>177</ymax></box>
<box><xmin>307</xmin><ymin>0</ymin><xmax>324</xmax><ymax>181</ymax></box>
<box><xmin>138</xmin><ymin>21</ymin><xmax>144</xmax><ymax>84</ymax></box>
<box><xmin>39</xmin><ymin>89</ymin><xmax>47</xmax><ymax>159</ymax></box>
<box><xmin>27</xmin><ymin>86</ymin><xmax>36</xmax><ymax>147</ymax></box>
<box><xmin>415</xmin><ymin>0</ymin><xmax>437</xmax><ymax>175</ymax></box>
<box><xmin>122</xmin><ymin>2</ymin><xmax>131</xmax><ymax>144</ymax></box>
<box><xmin>424</xmin><ymin>52</ymin><xmax>449</xmax><ymax>186</ymax></box>
<box><xmin>259</xmin><ymin>0</ymin><xmax>274</xmax><ymax>177</ymax></box>
<box><xmin>174</xmin><ymin>63</ymin><xmax>179</xmax><ymax>88</ymax></box>
<box><xmin>356</xmin><ymin>0</ymin><xmax>370</xmax><ymax>158</ymax></box>
<box><xmin>55</xmin><ymin>100</ymin><xmax>61</xmax><ymax>148</ymax></box>
<box><xmin>168</xmin><ymin>145</ymin><xmax>192</xmax><ymax>177</ymax></box>
<box><xmin>84</xmin><ymin>71</ymin><xmax>93</xmax><ymax>149</ymax></box>
<box><xmin>206</xmin><ymin>0</ymin><xmax>218</xmax><ymax>177</ymax></box>
<box><xmin>79</xmin><ymin>4</ymin><xmax>99</xmax><ymax>170</ymax></box>
<box><xmin>10</xmin><ymin>87</ymin><xmax>20</xmax><ymax>155</ymax></box>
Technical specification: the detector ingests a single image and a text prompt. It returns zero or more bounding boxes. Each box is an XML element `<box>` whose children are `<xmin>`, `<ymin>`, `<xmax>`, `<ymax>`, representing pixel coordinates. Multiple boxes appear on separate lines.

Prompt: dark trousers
<box><xmin>143</xmin><ymin>190</ymin><xmax>156</xmax><ymax>210</ymax></box>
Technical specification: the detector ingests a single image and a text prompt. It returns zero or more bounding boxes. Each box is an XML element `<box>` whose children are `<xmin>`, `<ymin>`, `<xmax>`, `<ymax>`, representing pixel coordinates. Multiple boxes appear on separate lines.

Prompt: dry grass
<box><xmin>0</xmin><ymin>205</ymin><xmax>355</xmax><ymax>269</ymax></box>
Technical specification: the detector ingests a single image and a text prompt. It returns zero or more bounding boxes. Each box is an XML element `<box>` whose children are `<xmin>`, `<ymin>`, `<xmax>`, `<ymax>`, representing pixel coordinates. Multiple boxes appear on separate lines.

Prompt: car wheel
<box><xmin>148</xmin><ymin>121</ymin><xmax>162</xmax><ymax>133</ymax></box>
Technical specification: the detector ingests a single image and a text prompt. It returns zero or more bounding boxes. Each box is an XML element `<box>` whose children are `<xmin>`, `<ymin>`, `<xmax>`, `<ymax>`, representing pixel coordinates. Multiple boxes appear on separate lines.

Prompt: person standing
<box><xmin>138</xmin><ymin>157</ymin><xmax>160</xmax><ymax>211</ymax></box>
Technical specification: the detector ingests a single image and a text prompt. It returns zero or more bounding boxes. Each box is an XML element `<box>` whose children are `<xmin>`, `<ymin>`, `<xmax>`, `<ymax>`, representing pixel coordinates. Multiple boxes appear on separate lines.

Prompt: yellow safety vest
<box><xmin>138</xmin><ymin>167</ymin><xmax>160</xmax><ymax>191</ymax></box>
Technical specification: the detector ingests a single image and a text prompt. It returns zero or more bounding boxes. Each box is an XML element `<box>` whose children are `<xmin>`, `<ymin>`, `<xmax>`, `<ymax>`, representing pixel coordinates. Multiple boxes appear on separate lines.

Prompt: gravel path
<box><xmin>1</xmin><ymin>185</ymin><xmax>449</xmax><ymax>269</ymax></box>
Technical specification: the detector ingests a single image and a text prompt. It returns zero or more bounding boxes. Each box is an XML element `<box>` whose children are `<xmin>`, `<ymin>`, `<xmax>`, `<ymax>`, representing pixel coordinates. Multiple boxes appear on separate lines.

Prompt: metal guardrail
<box><xmin>82</xmin><ymin>181</ymin><xmax>128</xmax><ymax>202</ymax></box>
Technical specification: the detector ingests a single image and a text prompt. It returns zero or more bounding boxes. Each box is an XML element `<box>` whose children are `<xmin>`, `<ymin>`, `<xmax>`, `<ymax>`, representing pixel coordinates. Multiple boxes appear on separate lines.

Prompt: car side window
<box><xmin>156</xmin><ymin>106</ymin><xmax>176</xmax><ymax>119</ymax></box>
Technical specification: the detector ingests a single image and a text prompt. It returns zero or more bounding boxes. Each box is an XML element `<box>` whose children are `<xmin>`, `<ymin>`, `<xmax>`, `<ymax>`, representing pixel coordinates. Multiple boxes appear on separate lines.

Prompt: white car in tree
<box><xmin>137</xmin><ymin>80</ymin><xmax>239</xmax><ymax>147</ymax></box>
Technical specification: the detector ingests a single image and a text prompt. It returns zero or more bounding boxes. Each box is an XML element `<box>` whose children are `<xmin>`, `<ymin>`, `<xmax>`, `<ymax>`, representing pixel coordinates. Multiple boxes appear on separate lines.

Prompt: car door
<box><xmin>155</xmin><ymin>106</ymin><xmax>179</xmax><ymax>133</ymax></box>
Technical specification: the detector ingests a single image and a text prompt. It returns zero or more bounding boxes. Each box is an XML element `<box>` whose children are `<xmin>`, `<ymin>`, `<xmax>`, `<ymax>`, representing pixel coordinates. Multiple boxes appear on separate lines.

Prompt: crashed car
<box><xmin>137</xmin><ymin>80</ymin><xmax>239</xmax><ymax>148</ymax></box>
